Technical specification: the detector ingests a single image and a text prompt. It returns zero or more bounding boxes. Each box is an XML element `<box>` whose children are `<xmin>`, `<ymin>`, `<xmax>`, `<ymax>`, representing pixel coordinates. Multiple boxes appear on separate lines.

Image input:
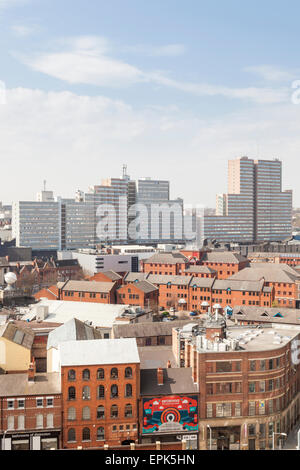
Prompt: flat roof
<box><xmin>21</xmin><ymin>299</ymin><xmax>131</xmax><ymax>329</ymax></box>
<box><xmin>59</xmin><ymin>338</ymin><xmax>140</xmax><ymax>366</ymax></box>
<box><xmin>0</xmin><ymin>372</ymin><xmax>61</xmax><ymax>397</ymax></box>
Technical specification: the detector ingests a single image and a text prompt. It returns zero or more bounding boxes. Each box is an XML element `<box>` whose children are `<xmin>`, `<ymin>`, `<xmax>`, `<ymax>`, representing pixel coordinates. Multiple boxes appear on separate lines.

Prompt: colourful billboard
<box><xmin>142</xmin><ymin>395</ymin><xmax>198</xmax><ymax>435</ymax></box>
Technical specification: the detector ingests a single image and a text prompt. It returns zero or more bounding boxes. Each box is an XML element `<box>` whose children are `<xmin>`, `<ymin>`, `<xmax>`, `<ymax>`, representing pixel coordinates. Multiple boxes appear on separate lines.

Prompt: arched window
<box><xmin>125</xmin><ymin>367</ymin><xmax>132</xmax><ymax>378</ymax></box>
<box><xmin>68</xmin><ymin>369</ymin><xmax>76</xmax><ymax>381</ymax></box>
<box><xmin>82</xmin><ymin>406</ymin><xmax>91</xmax><ymax>420</ymax></box>
<box><xmin>82</xmin><ymin>427</ymin><xmax>90</xmax><ymax>441</ymax></box>
<box><xmin>97</xmin><ymin>406</ymin><xmax>105</xmax><ymax>420</ymax></box>
<box><xmin>125</xmin><ymin>404</ymin><xmax>133</xmax><ymax>418</ymax></box>
<box><xmin>97</xmin><ymin>427</ymin><xmax>105</xmax><ymax>441</ymax></box>
<box><xmin>97</xmin><ymin>368</ymin><xmax>105</xmax><ymax>380</ymax></box>
<box><xmin>82</xmin><ymin>369</ymin><xmax>90</xmax><ymax>381</ymax></box>
<box><xmin>111</xmin><ymin>405</ymin><xmax>118</xmax><ymax>418</ymax></box>
<box><xmin>125</xmin><ymin>384</ymin><xmax>132</xmax><ymax>397</ymax></box>
<box><xmin>68</xmin><ymin>386</ymin><xmax>76</xmax><ymax>401</ymax></box>
<box><xmin>97</xmin><ymin>385</ymin><xmax>105</xmax><ymax>399</ymax></box>
<box><xmin>68</xmin><ymin>428</ymin><xmax>76</xmax><ymax>442</ymax></box>
<box><xmin>111</xmin><ymin>368</ymin><xmax>118</xmax><ymax>379</ymax></box>
<box><xmin>82</xmin><ymin>386</ymin><xmax>90</xmax><ymax>400</ymax></box>
<box><xmin>111</xmin><ymin>384</ymin><xmax>118</xmax><ymax>398</ymax></box>
<box><xmin>68</xmin><ymin>407</ymin><xmax>76</xmax><ymax>421</ymax></box>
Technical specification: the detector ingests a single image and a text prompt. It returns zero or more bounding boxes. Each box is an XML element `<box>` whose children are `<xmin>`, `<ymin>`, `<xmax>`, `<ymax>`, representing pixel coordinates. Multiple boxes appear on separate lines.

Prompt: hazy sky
<box><xmin>1</xmin><ymin>0</ymin><xmax>300</xmax><ymax>207</ymax></box>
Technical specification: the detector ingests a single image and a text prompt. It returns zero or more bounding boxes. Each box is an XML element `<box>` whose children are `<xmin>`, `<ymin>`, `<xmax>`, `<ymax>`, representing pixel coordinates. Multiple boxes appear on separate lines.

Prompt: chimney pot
<box><xmin>157</xmin><ymin>368</ymin><xmax>164</xmax><ymax>385</ymax></box>
<box><xmin>28</xmin><ymin>360</ymin><xmax>36</xmax><ymax>382</ymax></box>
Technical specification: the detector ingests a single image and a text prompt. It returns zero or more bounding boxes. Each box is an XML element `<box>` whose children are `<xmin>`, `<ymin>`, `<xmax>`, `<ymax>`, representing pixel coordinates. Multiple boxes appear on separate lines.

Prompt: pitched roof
<box><xmin>202</xmin><ymin>251</ymin><xmax>248</xmax><ymax>264</ymax></box>
<box><xmin>134</xmin><ymin>280</ymin><xmax>158</xmax><ymax>294</ymax></box>
<box><xmin>232</xmin><ymin>305</ymin><xmax>300</xmax><ymax>325</ymax></box>
<box><xmin>113</xmin><ymin>319</ymin><xmax>204</xmax><ymax>339</ymax></box>
<box><xmin>91</xmin><ymin>270</ymin><xmax>123</xmax><ymax>282</ymax></box>
<box><xmin>144</xmin><ymin>252</ymin><xmax>189</xmax><ymax>265</ymax></box>
<box><xmin>184</xmin><ymin>266</ymin><xmax>216</xmax><ymax>274</ymax></box>
<box><xmin>0</xmin><ymin>322</ymin><xmax>34</xmax><ymax>349</ymax></box>
<box><xmin>0</xmin><ymin>372</ymin><xmax>61</xmax><ymax>397</ymax></box>
<box><xmin>47</xmin><ymin>317</ymin><xmax>103</xmax><ymax>350</ymax></box>
<box><xmin>124</xmin><ymin>272</ymin><xmax>149</xmax><ymax>283</ymax></box>
<box><xmin>58</xmin><ymin>280</ymin><xmax>116</xmax><ymax>293</ymax></box>
<box><xmin>230</xmin><ymin>264</ymin><xmax>300</xmax><ymax>283</ymax></box>
<box><xmin>213</xmin><ymin>279</ymin><xmax>265</xmax><ymax>293</ymax></box>
<box><xmin>147</xmin><ymin>274</ymin><xmax>192</xmax><ymax>286</ymax></box>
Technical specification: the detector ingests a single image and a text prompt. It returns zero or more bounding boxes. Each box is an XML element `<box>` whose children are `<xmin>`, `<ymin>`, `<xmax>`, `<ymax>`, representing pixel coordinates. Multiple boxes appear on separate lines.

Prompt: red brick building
<box><xmin>57</xmin><ymin>280</ymin><xmax>117</xmax><ymax>304</ymax></box>
<box><xmin>60</xmin><ymin>338</ymin><xmax>140</xmax><ymax>449</ymax></box>
<box><xmin>0</xmin><ymin>366</ymin><xmax>61</xmax><ymax>450</ymax></box>
<box><xmin>200</xmin><ymin>252</ymin><xmax>250</xmax><ymax>280</ymax></box>
<box><xmin>141</xmin><ymin>253</ymin><xmax>189</xmax><ymax>276</ymax></box>
<box><xmin>116</xmin><ymin>281</ymin><xmax>159</xmax><ymax>310</ymax></box>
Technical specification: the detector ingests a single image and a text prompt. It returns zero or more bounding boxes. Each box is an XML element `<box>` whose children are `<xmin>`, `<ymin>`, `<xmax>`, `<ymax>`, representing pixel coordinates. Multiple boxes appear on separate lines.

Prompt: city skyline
<box><xmin>1</xmin><ymin>0</ymin><xmax>300</xmax><ymax>205</ymax></box>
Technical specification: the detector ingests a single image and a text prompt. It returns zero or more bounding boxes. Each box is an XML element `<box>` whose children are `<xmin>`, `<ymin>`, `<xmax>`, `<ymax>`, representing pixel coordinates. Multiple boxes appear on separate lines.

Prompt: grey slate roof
<box><xmin>0</xmin><ymin>322</ymin><xmax>34</xmax><ymax>350</ymax></box>
<box><xmin>230</xmin><ymin>264</ymin><xmax>300</xmax><ymax>283</ymax></box>
<box><xmin>144</xmin><ymin>252</ymin><xmax>189</xmax><ymax>265</ymax></box>
<box><xmin>134</xmin><ymin>280</ymin><xmax>158</xmax><ymax>294</ymax></box>
<box><xmin>184</xmin><ymin>266</ymin><xmax>216</xmax><ymax>274</ymax></box>
<box><xmin>232</xmin><ymin>305</ymin><xmax>300</xmax><ymax>325</ymax></box>
<box><xmin>140</xmin><ymin>368</ymin><xmax>198</xmax><ymax>395</ymax></box>
<box><xmin>0</xmin><ymin>372</ymin><xmax>61</xmax><ymax>397</ymax></box>
<box><xmin>124</xmin><ymin>272</ymin><xmax>149</xmax><ymax>283</ymax></box>
<box><xmin>58</xmin><ymin>280</ymin><xmax>116</xmax><ymax>293</ymax></box>
<box><xmin>213</xmin><ymin>279</ymin><xmax>265</xmax><ymax>292</ymax></box>
<box><xmin>101</xmin><ymin>270</ymin><xmax>123</xmax><ymax>281</ymax></box>
<box><xmin>47</xmin><ymin>317</ymin><xmax>102</xmax><ymax>350</ymax></box>
<box><xmin>147</xmin><ymin>274</ymin><xmax>192</xmax><ymax>286</ymax></box>
<box><xmin>113</xmin><ymin>320</ymin><xmax>204</xmax><ymax>339</ymax></box>
<box><xmin>202</xmin><ymin>251</ymin><xmax>248</xmax><ymax>264</ymax></box>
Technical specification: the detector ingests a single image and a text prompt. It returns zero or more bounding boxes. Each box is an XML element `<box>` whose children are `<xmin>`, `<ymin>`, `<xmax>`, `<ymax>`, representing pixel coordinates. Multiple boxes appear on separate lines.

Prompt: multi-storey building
<box><xmin>172</xmin><ymin>315</ymin><xmax>300</xmax><ymax>450</ymax></box>
<box><xmin>204</xmin><ymin>157</ymin><xmax>293</xmax><ymax>244</ymax></box>
<box><xmin>59</xmin><ymin>338</ymin><xmax>140</xmax><ymax>449</ymax></box>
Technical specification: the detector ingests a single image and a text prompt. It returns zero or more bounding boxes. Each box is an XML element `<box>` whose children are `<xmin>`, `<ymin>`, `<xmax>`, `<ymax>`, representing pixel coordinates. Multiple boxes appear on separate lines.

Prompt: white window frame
<box><xmin>7</xmin><ymin>399</ymin><xmax>14</xmax><ymax>410</ymax></box>
<box><xmin>18</xmin><ymin>398</ymin><xmax>25</xmax><ymax>409</ymax></box>
<box><xmin>46</xmin><ymin>397</ymin><xmax>54</xmax><ymax>408</ymax></box>
<box><xmin>36</xmin><ymin>397</ymin><xmax>44</xmax><ymax>408</ymax></box>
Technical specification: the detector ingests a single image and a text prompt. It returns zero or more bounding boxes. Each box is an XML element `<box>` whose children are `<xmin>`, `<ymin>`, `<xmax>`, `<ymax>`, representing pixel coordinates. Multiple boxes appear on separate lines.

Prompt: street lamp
<box><xmin>207</xmin><ymin>425</ymin><xmax>212</xmax><ymax>450</ymax></box>
<box><xmin>2</xmin><ymin>430</ymin><xmax>9</xmax><ymax>451</ymax></box>
<box><xmin>272</xmin><ymin>432</ymin><xmax>287</xmax><ymax>450</ymax></box>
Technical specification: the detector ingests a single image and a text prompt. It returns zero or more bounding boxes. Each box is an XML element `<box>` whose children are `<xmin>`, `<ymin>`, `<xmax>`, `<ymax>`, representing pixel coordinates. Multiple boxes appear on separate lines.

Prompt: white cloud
<box><xmin>18</xmin><ymin>35</ymin><xmax>289</xmax><ymax>104</ymax></box>
<box><xmin>0</xmin><ymin>0</ymin><xmax>28</xmax><ymax>9</ymax></box>
<box><xmin>0</xmin><ymin>86</ymin><xmax>300</xmax><ymax>206</ymax></box>
<box><xmin>124</xmin><ymin>43</ymin><xmax>186</xmax><ymax>57</ymax></box>
<box><xmin>11</xmin><ymin>24</ymin><xmax>40</xmax><ymax>37</ymax></box>
<box><xmin>245</xmin><ymin>65</ymin><xmax>296</xmax><ymax>82</ymax></box>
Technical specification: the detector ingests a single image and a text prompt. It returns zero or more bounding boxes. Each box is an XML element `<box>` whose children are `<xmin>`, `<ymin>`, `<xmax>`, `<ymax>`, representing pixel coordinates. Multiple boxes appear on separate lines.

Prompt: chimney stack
<box><xmin>157</xmin><ymin>368</ymin><xmax>164</xmax><ymax>386</ymax></box>
<box><xmin>28</xmin><ymin>360</ymin><xmax>36</xmax><ymax>382</ymax></box>
<box><xmin>167</xmin><ymin>360</ymin><xmax>171</xmax><ymax>369</ymax></box>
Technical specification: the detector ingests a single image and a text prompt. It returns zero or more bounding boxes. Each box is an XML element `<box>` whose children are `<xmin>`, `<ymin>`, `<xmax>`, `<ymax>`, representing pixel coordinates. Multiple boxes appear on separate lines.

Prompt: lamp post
<box><xmin>207</xmin><ymin>425</ymin><xmax>212</xmax><ymax>450</ymax></box>
<box><xmin>272</xmin><ymin>432</ymin><xmax>287</xmax><ymax>450</ymax></box>
<box><xmin>2</xmin><ymin>430</ymin><xmax>9</xmax><ymax>451</ymax></box>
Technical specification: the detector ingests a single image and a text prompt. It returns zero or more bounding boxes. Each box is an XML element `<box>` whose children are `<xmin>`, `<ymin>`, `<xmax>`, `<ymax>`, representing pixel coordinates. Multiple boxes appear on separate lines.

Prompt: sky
<box><xmin>1</xmin><ymin>0</ymin><xmax>300</xmax><ymax>207</ymax></box>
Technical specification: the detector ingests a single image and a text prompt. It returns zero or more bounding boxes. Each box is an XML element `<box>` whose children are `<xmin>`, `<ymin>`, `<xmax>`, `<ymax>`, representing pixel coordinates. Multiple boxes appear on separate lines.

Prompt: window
<box><xmin>68</xmin><ymin>407</ymin><xmax>76</xmax><ymax>421</ymax></box>
<box><xmin>125</xmin><ymin>384</ymin><xmax>132</xmax><ymax>398</ymax></box>
<box><xmin>125</xmin><ymin>367</ymin><xmax>133</xmax><ymax>378</ymax></box>
<box><xmin>97</xmin><ymin>385</ymin><xmax>105</xmax><ymax>399</ymax></box>
<box><xmin>47</xmin><ymin>414</ymin><xmax>54</xmax><ymax>428</ymax></box>
<box><xmin>111</xmin><ymin>405</ymin><xmax>118</xmax><ymax>419</ymax></box>
<box><xmin>46</xmin><ymin>397</ymin><xmax>53</xmax><ymax>408</ymax></box>
<box><xmin>17</xmin><ymin>415</ymin><xmax>25</xmax><ymax>430</ymax></box>
<box><xmin>7</xmin><ymin>416</ymin><xmax>14</xmax><ymax>430</ymax></box>
<box><xmin>125</xmin><ymin>404</ymin><xmax>133</xmax><ymax>418</ymax></box>
<box><xmin>249</xmin><ymin>402</ymin><xmax>256</xmax><ymax>416</ymax></box>
<box><xmin>36</xmin><ymin>414</ymin><xmax>43</xmax><ymax>428</ymax></box>
<box><xmin>111</xmin><ymin>385</ymin><xmax>118</xmax><ymax>398</ymax></box>
<box><xmin>216</xmin><ymin>362</ymin><xmax>232</xmax><ymax>373</ymax></box>
<box><xmin>97</xmin><ymin>369</ymin><xmax>105</xmax><ymax>380</ymax></box>
<box><xmin>68</xmin><ymin>387</ymin><xmax>76</xmax><ymax>401</ymax></box>
<box><xmin>67</xmin><ymin>428</ymin><xmax>76</xmax><ymax>442</ymax></box>
<box><xmin>235</xmin><ymin>403</ymin><xmax>241</xmax><ymax>417</ymax></box>
<box><xmin>111</xmin><ymin>368</ymin><xmax>118</xmax><ymax>379</ymax></box>
<box><xmin>206</xmin><ymin>404</ymin><xmax>213</xmax><ymax>418</ymax></box>
<box><xmin>68</xmin><ymin>369</ymin><xmax>76</xmax><ymax>381</ymax></box>
<box><xmin>249</xmin><ymin>382</ymin><xmax>255</xmax><ymax>393</ymax></box>
<box><xmin>97</xmin><ymin>406</ymin><xmax>105</xmax><ymax>420</ymax></box>
<box><xmin>268</xmin><ymin>380</ymin><xmax>274</xmax><ymax>391</ymax></box>
<box><xmin>82</xmin><ymin>428</ymin><xmax>90</xmax><ymax>442</ymax></box>
<box><xmin>260</xmin><ymin>360</ymin><xmax>266</xmax><ymax>371</ymax></box>
<box><xmin>250</xmin><ymin>361</ymin><xmax>256</xmax><ymax>371</ymax></box>
<box><xmin>36</xmin><ymin>398</ymin><xmax>43</xmax><ymax>408</ymax></box>
<box><xmin>18</xmin><ymin>399</ymin><xmax>25</xmax><ymax>409</ymax></box>
<box><xmin>82</xmin><ymin>406</ymin><xmax>91</xmax><ymax>420</ymax></box>
<box><xmin>97</xmin><ymin>427</ymin><xmax>105</xmax><ymax>441</ymax></box>
<box><xmin>248</xmin><ymin>424</ymin><xmax>256</xmax><ymax>436</ymax></box>
<box><xmin>82</xmin><ymin>369</ymin><xmax>90</xmax><ymax>381</ymax></box>
<box><xmin>259</xmin><ymin>381</ymin><xmax>266</xmax><ymax>393</ymax></box>
<box><xmin>82</xmin><ymin>386</ymin><xmax>90</xmax><ymax>400</ymax></box>
<box><xmin>7</xmin><ymin>399</ymin><xmax>14</xmax><ymax>409</ymax></box>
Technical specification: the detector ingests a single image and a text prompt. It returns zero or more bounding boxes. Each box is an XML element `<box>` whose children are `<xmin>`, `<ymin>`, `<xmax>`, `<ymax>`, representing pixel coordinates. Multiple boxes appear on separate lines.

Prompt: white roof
<box><xmin>21</xmin><ymin>299</ymin><xmax>131</xmax><ymax>329</ymax></box>
<box><xmin>59</xmin><ymin>338</ymin><xmax>140</xmax><ymax>366</ymax></box>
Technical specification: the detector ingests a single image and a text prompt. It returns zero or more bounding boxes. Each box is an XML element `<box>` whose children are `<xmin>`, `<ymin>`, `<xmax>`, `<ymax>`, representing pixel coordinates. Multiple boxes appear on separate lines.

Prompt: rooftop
<box><xmin>0</xmin><ymin>372</ymin><xmax>61</xmax><ymax>397</ymax></box>
<box><xmin>57</xmin><ymin>280</ymin><xmax>116</xmax><ymax>293</ymax></box>
<box><xmin>229</xmin><ymin>263</ymin><xmax>300</xmax><ymax>283</ymax></box>
<box><xmin>47</xmin><ymin>317</ymin><xmax>103</xmax><ymax>350</ymax></box>
<box><xmin>144</xmin><ymin>252</ymin><xmax>189</xmax><ymax>265</ymax></box>
<box><xmin>59</xmin><ymin>338</ymin><xmax>140</xmax><ymax>366</ymax></box>
<box><xmin>140</xmin><ymin>368</ymin><xmax>198</xmax><ymax>396</ymax></box>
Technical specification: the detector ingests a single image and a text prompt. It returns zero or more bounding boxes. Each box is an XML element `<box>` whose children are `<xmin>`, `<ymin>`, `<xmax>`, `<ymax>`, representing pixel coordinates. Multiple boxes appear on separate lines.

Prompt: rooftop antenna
<box><xmin>123</xmin><ymin>164</ymin><xmax>128</xmax><ymax>179</ymax></box>
<box><xmin>43</xmin><ymin>180</ymin><xmax>47</xmax><ymax>192</ymax></box>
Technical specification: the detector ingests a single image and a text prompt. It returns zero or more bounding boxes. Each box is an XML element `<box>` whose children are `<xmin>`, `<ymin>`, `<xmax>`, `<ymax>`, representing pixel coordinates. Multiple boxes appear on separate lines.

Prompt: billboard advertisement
<box><xmin>142</xmin><ymin>395</ymin><xmax>198</xmax><ymax>435</ymax></box>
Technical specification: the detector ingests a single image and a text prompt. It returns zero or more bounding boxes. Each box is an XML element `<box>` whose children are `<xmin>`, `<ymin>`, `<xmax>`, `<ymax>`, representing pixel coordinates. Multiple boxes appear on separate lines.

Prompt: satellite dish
<box><xmin>4</xmin><ymin>272</ymin><xmax>17</xmax><ymax>290</ymax></box>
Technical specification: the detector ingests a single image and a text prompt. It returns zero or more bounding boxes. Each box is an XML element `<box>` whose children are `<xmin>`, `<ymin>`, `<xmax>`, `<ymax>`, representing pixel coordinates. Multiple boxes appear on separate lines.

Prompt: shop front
<box><xmin>1</xmin><ymin>431</ymin><xmax>60</xmax><ymax>451</ymax></box>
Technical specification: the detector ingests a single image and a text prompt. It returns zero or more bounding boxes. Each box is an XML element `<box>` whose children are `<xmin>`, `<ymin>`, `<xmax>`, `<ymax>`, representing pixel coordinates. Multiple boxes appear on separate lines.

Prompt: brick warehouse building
<box><xmin>57</xmin><ymin>280</ymin><xmax>118</xmax><ymax>304</ymax></box>
<box><xmin>59</xmin><ymin>338</ymin><xmax>140</xmax><ymax>449</ymax></box>
<box><xmin>172</xmin><ymin>315</ymin><xmax>300</xmax><ymax>450</ymax></box>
